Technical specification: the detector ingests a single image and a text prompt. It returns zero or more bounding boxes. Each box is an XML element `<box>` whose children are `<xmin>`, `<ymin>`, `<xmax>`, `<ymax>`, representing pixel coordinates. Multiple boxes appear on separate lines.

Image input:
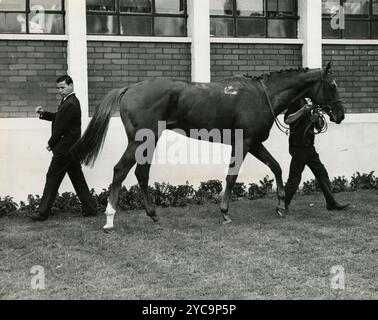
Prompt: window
<box><xmin>322</xmin><ymin>0</ymin><xmax>378</xmax><ymax>39</ymax></box>
<box><xmin>86</xmin><ymin>0</ymin><xmax>187</xmax><ymax>36</ymax></box>
<box><xmin>0</xmin><ymin>0</ymin><xmax>65</xmax><ymax>34</ymax></box>
<box><xmin>210</xmin><ymin>0</ymin><xmax>298</xmax><ymax>38</ymax></box>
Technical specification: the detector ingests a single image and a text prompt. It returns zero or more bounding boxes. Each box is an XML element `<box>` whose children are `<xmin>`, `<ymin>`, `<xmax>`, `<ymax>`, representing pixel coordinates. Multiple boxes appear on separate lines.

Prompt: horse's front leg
<box><xmin>249</xmin><ymin>143</ymin><xmax>286</xmax><ymax>217</ymax></box>
<box><xmin>220</xmin><ymin>139</ymin><xmax>249</xmax><ymax>224</ymax></box>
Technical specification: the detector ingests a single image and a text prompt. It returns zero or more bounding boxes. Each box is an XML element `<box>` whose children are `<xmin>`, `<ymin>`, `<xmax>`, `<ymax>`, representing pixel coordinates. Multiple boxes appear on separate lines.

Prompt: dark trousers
<box><xmin>285</xmin><ymin>146</ymin><xmax>337</xmax><ymax>208</ymax></box>
<box><xmin>38</xmin><ymin>153</ymin><xmax>96</xmax><ymax>217</ymax></box>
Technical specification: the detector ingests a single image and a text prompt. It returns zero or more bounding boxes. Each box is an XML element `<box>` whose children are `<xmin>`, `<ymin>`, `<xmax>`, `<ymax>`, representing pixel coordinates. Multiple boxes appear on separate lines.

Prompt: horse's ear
<box><xmin>325</xmin><ymin>61</ymin><xmax>332</xmax><ymax>74</ymax></box>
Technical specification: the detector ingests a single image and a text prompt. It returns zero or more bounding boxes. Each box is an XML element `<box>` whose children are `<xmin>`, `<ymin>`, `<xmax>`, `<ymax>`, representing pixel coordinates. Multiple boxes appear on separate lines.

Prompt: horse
<box><xmin>72</xmin><ymin>62</ymin><xmax>345</xmax><ymax>231</ymax></box>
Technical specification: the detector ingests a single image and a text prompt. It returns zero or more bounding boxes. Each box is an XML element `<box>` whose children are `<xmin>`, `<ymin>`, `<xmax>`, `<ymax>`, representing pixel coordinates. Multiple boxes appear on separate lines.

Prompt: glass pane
<box><xmin>155</xmin><ymin>17</ymin><xmax>185</xmax><ymax>36</ymax></box>
<box><xmin>236</xmin><ymin>18</ymin><xmax>265</xmax><ymax>37</ymax></box>
<box><xmin>30</xmin><ymin>0</ymin><xmax>62</xmax><ymax>11</ymax></box>
<box><xmin>210</xmin><ymin>0</ymin><xmax>233</xmax><ymax>15</ymax></box>
<box><xmin>267</xmin><ymin>19</ymin><xmax>296</xmax><ymax>37</ymax></box>
<box><xmin>0</xmin><ymin>13</ymin><xmax>26</xmax><ymax>32</ymax></box>
<box><xmin>322</xmin><ymin>0</ymin><xmax>340</xmax><ymax>15</ymax></box>
<box><xmin>155</xmin><ymin>0</ymin><xmax>184</xmax><ymax>13</ymax></box>
<box><xmin>373</xmin><ymin>0</ymin><xmax>378</xmax><ymax>15</ymax></box>
<box><xmin>372</xmin><ymin>21</ymin><xmax>378</xmax><ymax>38</ymax></box>
<box><xmin>119</xmin><ymin>0</ymin><xmax>151</xmax><ymax>13</ymax></box>
<box><xmin>344</xmin><ymin>0</ymin><xmax>369</xmax><ymax>15</ymax></box>
<box><xmin>29</xmin><ymin>13</ymin><xmax>63</xmax><ymax>33</ymax></box>
<box><xmin>267</xmin><ymin>0</ymin><xmax>278</xmax><ymax>12</ymax></box>
<box><xmin>86</xmin><ymin>14</ymin><xmax>118</xmax><ymax>34</ymax></box>
<box><xmin>210</xmin><ymin>17</ymin><xmax>234</xmax><ymax>36</ymax></box>
<box><xmin>268</xmin><ymin>0</ymin><xmax>296</xmax><ymax>16</ymax></box>
<box><xmin>0</xmin><ymin>0</ymin><xmax>25</xmax><ymax>11</ymax></box>
<box><xmin>279</xmin><ymin>0</ymin><xmax>296</xmax><ymax>12</ymax></box>
<box><xmin>236</xmin><ymin>0</ymin><xmax>263</xmax><ymax>16</ymax></box>
<box><xmin>86</xmin><ymin>0</ymin><xmax>115</xmax><ymax>11</ymax></box>
<box><xmin>322</xmin><ymin>18</ymin><xmax>340</xmax><ymax>38</ymax></box>
<box><xmin>344</xmin><ymin>20</ymin><xmax>369</xmax><ymax>38</ymax></box>
<box><xmin>120</xmin><ymin>15</ymin><xmax>152</xmax><ymax>35</ymax></box>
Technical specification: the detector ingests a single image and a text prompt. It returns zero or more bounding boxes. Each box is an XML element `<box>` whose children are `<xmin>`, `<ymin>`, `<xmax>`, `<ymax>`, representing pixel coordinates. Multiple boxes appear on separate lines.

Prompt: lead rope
<box><xmin>259</xmin><ymin>79</ymin><xmax>291</xmax><ymax>135</ymax></box>
<box><xmin>302</xmin><ymin>106</ymin><xmax>328</xmax><ymax>143</ymax></box>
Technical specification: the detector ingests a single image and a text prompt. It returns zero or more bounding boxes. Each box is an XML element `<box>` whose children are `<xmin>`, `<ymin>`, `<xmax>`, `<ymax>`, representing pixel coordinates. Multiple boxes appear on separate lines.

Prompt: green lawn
<box><xmin>1</xmin><ymin>190</ymin><xmax>377</xmax><ymax>300</ymax></box>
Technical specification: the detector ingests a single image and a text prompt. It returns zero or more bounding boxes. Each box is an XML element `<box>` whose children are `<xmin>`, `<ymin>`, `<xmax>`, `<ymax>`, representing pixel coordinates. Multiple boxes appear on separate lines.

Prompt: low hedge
<box><xmin>1</xmin><ymin>171</ymin><xmax>377</xmax><ymax>217</ymax></box>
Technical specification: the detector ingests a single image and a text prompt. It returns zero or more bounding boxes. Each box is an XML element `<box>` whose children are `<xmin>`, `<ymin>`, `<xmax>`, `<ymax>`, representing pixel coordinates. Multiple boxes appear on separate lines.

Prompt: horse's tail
<box><xmin>72</xmin><ymin>87</ymin><xmax>128</xmax><ymax>167</ymax></box>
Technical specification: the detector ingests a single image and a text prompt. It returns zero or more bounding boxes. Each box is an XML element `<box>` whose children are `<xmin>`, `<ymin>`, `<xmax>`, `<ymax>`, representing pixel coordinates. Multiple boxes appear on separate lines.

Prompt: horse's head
<box><xmin>308</xmin><ymin>62</ymin><xmax>345</xmax><ymax>124</ymax></box>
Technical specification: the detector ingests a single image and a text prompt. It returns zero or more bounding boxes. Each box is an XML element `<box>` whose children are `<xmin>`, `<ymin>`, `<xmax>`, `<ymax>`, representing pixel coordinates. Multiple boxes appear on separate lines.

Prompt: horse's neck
<box><xmin>265</xmin><ymin>69</ymin><xmax>321</xmax><ymax>115</ymax></box>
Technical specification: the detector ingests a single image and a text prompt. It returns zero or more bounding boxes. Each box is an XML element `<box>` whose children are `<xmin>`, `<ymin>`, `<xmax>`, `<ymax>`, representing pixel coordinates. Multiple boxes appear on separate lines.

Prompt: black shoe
<box><xmin>327</xmin><ymin>203</ymin><xmax>350</xmax><ymax>211</ymax></box>
<box><xmin>29</xmin><ymin>212</ymin><xmax>48</xmax><ymax>221</ymax></box>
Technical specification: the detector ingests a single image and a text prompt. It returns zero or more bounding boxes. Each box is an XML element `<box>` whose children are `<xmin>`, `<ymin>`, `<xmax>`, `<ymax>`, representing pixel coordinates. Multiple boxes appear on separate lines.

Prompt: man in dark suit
<box><xmin>283</xmin><ymin>98</ymin><xmax>349</xmax><ymax>214</ymax></box>
<box><xmin>29</xmin><ymin>75</ymin><xmax>97</xmax><ymax>221</ymax></box>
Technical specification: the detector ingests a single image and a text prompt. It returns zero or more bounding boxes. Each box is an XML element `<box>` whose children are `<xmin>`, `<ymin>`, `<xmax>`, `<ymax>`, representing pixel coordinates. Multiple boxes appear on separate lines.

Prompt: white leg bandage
<box><xmin>104</xmin><ymin>203</ymin><xmax>116</xmax><ymax>230</ymax></box>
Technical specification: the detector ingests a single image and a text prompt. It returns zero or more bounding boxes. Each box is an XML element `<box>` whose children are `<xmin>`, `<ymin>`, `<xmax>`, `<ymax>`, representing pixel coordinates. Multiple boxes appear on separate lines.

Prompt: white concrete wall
<box><xmin>1</xmin><ymin>115</ymin><xmax>377</xmax><ymax>202</ymax></box>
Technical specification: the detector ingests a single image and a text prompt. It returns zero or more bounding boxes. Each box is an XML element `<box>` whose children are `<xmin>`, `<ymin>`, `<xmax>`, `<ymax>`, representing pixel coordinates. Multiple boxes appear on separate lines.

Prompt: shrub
<box><xmin>247</xmin><ymin>176</ymin><xmax>274</xmax><ymax>199</ymax></box>
<box><xmin>232</xmin><ymin>182</ymin><xmax>247</xmax><ymax>199</ymax></box>
<box><xmin>118</xmin><ymin>185</ymin><xmax>145</xmax><ymax>210</ymax></box>
<box><xmin>302</xmin><ymin>179</ymin><xmax>321</xmax><ymax>195</ymax></box>
<box><xmin>259</xmin><ymin>175</ymin><xmax>274</xmax><ymax>195</ymax></box>
<box><xmin>350</xmin><ymin>171</ymin><xmax>378</xmax><ymax>190</ymax></box>
<box><xmin>0</xmin><ymin>196</ymin><xmax>18</xmax><ymax>217</ymax></box>
<box><xmin>172</xmin><ymin>182</ymin><xmax>195</xmax><ymax>207</ymax></box>
<box><xmin>331</xmin><ymin>176</ymin><xmax>349</xmax><ymax>193</ymax></box>
<box><xmin>152</xmin><ymin>182</ymin><xmax>176</xmax><ymax>207</ymax></box>
<box><xmin>193</xmin><ymin>179</ymin><xmax>223</xmax><ymax>204</ymax></box>
<box><xmin>96</xmin><ymin>188</ymin><xmax>110</xmax><ymax>210</ymax></box>
<box><xmin>18</xmin><ymin>194</ymin><xmax>41</xmax><ymax>214</ymax></box>
<box><xmin>51</xmin><ymin>192</ymin><xmax>81</xmax><ymax>215</ymax></box>
<box><xmin>248</xmin><ymin>183</ymin><xmax>261</xmax><ymax>200</ymax></box>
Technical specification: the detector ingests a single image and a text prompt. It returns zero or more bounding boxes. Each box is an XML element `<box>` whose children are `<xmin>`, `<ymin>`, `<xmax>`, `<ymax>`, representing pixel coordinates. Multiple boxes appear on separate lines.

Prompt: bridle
<box><xmin>258</xmin><ymin>69</ymin><xmax>340</xmax><ymax>135</ymax></box>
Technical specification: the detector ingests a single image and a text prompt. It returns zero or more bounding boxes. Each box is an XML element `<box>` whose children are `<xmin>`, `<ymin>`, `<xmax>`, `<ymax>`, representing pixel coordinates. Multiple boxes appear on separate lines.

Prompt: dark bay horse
<box><xmin>72</xmin><ymin>62</ymin><xmax>345</xmax><ymax>231</ymax></box>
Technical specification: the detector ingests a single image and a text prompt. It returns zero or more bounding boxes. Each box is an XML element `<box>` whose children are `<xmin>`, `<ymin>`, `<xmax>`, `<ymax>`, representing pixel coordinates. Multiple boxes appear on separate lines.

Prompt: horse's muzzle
<box><xmin>327</xmin><ymin>102</ymin><xmax>345</xmax><ymax>124</ymax></box>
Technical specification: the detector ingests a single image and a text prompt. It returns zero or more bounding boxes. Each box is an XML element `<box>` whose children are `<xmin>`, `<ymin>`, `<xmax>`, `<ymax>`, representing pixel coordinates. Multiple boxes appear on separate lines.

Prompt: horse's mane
<box><xmin>244</xmin><ymin>67</ymin><xmax>311</xmax><ymax>82</ymax></box>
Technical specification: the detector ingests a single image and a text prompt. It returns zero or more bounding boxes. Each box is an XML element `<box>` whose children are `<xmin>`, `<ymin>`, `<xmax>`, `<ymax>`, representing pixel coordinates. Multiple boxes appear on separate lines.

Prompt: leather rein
<box><xmin>258</xmin><ymin>70</ymin><xmax>339</xmax><ymax>136</ymax></box>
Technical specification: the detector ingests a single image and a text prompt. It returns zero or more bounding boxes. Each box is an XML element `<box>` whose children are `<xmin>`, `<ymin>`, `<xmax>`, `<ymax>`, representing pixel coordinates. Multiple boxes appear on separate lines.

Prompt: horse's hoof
<box><xmin>220</xmin><ymin>208</ymin><xmax>232</xmax><ymax>224</ymax></box>
<box><xmin>222</xmin><ymin>217</ymin><xmax>232</xmax><ymax>225</ymax></box>
<box><xmin>276</xmin><ymin>206</ymin><xmax>287</xmax><ymax>218</ymax></box>
<box><xmin>221</xmin><ymin>213</ymin><xmax>232</xmax><ymax>224</ymax></box>
<box><xmin>103</xmin><ymin>227</ymin><xmax>114</xmax><ymax>233</ymax></box>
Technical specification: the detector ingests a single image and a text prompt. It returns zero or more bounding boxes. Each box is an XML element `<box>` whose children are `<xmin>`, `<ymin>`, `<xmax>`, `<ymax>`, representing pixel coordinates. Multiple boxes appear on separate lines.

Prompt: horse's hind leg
<box><xmin>135</xmin><ymin>163</ymin><xmax>158</xmax><ymax>222</ymax></box>
<box><xmin>249</xmin><ymin>143</ymin><xmax>286</xmax><ymax>217</ymax></box>
<box><xmin>220</xmin><ymin>139</ymin><xmax>250</xmax><ymax>224</ymax></box>
<box><xmin>104</xmin><ymin>141</ymin><xmax>138</xmax><ymax>231</ymax></box>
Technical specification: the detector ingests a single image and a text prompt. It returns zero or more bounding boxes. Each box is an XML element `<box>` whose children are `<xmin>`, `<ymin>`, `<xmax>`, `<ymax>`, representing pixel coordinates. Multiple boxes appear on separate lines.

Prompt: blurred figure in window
<box><xmin>224</xmin><ymin>0</ymin><xmax>233</xmax><ymax>15</ymax></box>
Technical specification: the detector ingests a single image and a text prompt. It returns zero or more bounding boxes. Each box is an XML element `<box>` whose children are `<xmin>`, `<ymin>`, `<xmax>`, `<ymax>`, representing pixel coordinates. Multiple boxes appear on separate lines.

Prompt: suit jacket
<box><xmin>39</xmin><ymin>94</ymin><xmax>81</xmax><ymax>155</ymax></box>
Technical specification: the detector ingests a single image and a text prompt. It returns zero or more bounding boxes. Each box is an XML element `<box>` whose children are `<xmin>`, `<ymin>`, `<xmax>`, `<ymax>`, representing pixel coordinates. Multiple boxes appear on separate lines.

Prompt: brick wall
<box><xmin>0</xmin><ymin>40</ymin><xmax>67</xmax><ymax>118</ymax></box>
<box><xmin>87</xmin><ymin>41</ymin><xmax>191</xmax><ymax>115</ymax></box>
<box><xmin>323</xmin><ymin>45</ymin><xmax>378</xmax><ymax>113</ymax></box>
<box><xmin>211</xmin><ymin>43</ymin><xmax>302</xmax><ymax>81</ymax></box>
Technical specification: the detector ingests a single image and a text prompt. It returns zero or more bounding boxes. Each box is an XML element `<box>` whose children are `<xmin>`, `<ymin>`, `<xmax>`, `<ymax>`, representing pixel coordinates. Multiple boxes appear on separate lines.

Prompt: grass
<box><xmin>0</xmin><ymin>190</ymin><xmax>377</xmax><ymax>300</ymax></box>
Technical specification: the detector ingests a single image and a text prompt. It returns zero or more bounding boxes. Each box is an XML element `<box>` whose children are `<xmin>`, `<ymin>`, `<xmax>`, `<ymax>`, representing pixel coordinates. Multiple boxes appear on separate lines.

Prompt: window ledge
<box><xmin>87</xmin><ymin>35</ymin><xmax>192</xmax><ymax>43</ymax></box>
<box><xmin>210</xmin><ymin>37</ymin><xmax>304</xmax><ymax>44</ymax></box>
<box><xmin>322</xmin><ymin>39</ymin><xmax>378</xmax><ymax>45</ymax></box>
<box><xmin>0</xmin><ymin>34</ymin><xmax>68</xmax><ymax>41</ymax></box>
